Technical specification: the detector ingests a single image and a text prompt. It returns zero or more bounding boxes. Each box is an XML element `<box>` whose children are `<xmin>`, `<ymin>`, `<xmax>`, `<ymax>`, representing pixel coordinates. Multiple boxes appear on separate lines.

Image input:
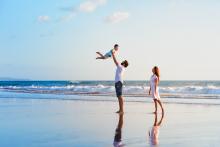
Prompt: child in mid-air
<box><xmin>96</xmin><ymin>44</ymin><xmax>119</xmax><ymax>60</ymax></box>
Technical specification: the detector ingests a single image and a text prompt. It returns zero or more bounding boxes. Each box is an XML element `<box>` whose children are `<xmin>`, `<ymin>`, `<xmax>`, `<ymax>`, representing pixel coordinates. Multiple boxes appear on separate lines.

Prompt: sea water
<box><xmin>0</xmin><ymin>81</ymin><xmax>220</xmax><ymax>104</ymax></box>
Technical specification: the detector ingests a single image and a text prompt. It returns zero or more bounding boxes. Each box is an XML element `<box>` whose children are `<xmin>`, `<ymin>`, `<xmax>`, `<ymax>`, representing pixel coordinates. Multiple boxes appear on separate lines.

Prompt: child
<box><xmin>96</xmin><ymin>44</ymin><xmax>119</xmax><ymax>60</ymax></box>
<box><xmin>149</xmin><ymin>66</ymin><xmax>164</xmax><ymax>114</ymax></box>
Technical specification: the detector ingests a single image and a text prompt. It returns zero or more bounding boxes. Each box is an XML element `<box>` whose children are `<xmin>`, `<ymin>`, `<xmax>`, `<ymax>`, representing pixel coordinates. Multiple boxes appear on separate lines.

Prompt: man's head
<box><xmin>114</xmin><ymin>44</ymin><xmax>119</xmax><ymax>51</ymax></box>
<box><xmin>121</xmin><ymin>60</ymin><xmax>129</xmax><ymax>68</ymax></box>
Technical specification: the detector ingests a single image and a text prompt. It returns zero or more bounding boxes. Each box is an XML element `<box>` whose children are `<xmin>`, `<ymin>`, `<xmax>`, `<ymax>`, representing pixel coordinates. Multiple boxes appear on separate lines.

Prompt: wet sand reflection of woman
<box><xmin>113</xmin><ymin>114</ymin><xmax>125</xmax><ymax>147</ymax></box>
<box><xmin>149</xmin><ymin>112</ymin><xmax>164</xmax><ymax>146</ymax></box>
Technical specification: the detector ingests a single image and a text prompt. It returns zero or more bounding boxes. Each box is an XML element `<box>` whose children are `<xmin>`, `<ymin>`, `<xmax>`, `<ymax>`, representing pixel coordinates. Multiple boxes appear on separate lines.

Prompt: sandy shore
<box><xmin>0</xmin><ymin>97</ymin><xmax>220</xmax><ymax>147</ymax></box>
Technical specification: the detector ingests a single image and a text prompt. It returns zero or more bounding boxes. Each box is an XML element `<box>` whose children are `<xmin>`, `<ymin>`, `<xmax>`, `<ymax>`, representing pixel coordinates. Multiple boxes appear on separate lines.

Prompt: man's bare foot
<box><xmin>116</xmin><ymin>111</ymin><xmax>124</xmax><ymax>114</ymax></box>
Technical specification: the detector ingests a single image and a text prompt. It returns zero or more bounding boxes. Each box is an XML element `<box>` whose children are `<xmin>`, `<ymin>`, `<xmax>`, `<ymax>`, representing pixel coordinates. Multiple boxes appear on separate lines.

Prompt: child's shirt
<box><xmin>104</xmin><ymin>49</ymin><xmax>116</xmax><ymax>58</ymax></box>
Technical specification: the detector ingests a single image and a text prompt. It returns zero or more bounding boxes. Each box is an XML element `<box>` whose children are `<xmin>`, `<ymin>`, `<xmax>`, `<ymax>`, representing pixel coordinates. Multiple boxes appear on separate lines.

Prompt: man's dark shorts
<box><xmin>115</xmin><ymin>81</ymin><xmax>123</xmax><ymax>97</ymax></box>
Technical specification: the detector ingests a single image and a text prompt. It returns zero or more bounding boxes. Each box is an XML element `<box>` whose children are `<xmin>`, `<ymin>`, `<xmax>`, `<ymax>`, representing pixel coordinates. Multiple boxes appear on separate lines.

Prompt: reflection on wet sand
<box><xmin>149</xmin><ymin>113</ymin><xmax>164</xmax><ymax>146</ymax></box>
<box><xmin>113</xmin><ymin>114</ymin><xmax>125</xmax><ymax>147</ymax></box>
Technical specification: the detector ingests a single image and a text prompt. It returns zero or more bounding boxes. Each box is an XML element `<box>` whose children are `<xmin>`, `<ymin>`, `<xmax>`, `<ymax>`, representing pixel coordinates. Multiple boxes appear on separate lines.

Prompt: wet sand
<box><xmin>0</xmin><ymin>97</ymin><xmax>220</xmax><ymax>147</ymax></box>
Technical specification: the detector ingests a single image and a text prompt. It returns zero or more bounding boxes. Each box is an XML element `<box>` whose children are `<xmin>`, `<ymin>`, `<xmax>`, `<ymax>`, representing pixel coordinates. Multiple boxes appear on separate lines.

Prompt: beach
<box><xmin>0</xmin><ymin>96</ymin><xmax>220</xmax><ymax>147</ymax></box>
<box><xmin>2</xmin><ymin>0</ymin><xmax>220</xmax><ymax>146</ymax></box>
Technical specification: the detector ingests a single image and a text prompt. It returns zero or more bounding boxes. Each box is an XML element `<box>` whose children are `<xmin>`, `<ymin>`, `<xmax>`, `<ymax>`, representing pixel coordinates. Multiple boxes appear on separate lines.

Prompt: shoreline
<box><xmin>0</xmin><ymin>93</ymin><xmax>220</xmax><ymax>106</ymax></box>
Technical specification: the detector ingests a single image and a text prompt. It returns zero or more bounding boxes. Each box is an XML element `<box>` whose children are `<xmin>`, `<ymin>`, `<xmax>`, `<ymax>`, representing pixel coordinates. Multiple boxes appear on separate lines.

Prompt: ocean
<box><xmin>0</xmin><ymin>81</ymin><xmax>220</xmax><ymax>104</ymax></box>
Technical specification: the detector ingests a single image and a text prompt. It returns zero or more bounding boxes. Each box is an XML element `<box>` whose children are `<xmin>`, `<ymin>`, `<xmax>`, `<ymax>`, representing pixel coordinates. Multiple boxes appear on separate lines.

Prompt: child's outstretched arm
<box><xmin>112</xmin><ymin>51</ymin><xmax>119</xmax><ymax>66</ymax></box>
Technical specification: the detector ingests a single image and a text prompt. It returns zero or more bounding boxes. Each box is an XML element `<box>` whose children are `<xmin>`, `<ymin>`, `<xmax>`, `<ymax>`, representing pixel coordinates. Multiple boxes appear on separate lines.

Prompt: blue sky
<box><xmin>0</xmin><ymin>0</ymin><xmax>220</xmax><ymax>80</ymax></box>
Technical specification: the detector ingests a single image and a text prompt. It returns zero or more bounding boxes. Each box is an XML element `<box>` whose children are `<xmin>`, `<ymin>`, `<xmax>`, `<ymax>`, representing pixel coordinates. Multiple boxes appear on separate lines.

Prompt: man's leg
<box><xmin>117</xmin><ymin>96</ymin><xmax>124</xmax><ymax>114</ymax></box>
<box><xmin>115</xmin><ymin>81</ymin><xmax>123</xmax><ymax>114</ymax></box>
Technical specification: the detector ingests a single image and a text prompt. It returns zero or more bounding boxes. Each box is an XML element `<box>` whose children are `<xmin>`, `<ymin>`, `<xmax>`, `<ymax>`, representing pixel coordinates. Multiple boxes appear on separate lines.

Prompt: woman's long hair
<box><xmin>153</xmin><ymin>66</ymin><xmax>160</xmax><ymax>81</ymax></box>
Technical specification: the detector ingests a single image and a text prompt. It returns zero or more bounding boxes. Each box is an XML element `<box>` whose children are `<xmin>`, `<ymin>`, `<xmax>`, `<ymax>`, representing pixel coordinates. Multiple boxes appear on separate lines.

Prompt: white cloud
<box><xmin>59</xmin><ymin>13</ymin><xmax>76</xmax><ymax>22</ymax></box>
<box><xmin>58</xmin><ymin>0</ymin><xmax>106</xmax><ymax>22</ymax></box>
<box><xmin>105</xmin><ymin>11</ymin><xmax>130</xmax><ymax>24</ymax></box>
<box><xmin>79</xmin><ymin>1</ymin><xmax>96</xmax><ymax>12</ymax></box>
<box><xmin>38</xmin><ymin>15</ymin><xmax>50</xmax><ymax>23</ymax></box>
<box><xmin>58</xmin><ymin>6</ymin><xmax>77</xmax><ymax>22</ymax></box>
<box><xmin>79</xmin><ymin>0</ymin><xmax>106</xmax><ymax>12</ymax></box>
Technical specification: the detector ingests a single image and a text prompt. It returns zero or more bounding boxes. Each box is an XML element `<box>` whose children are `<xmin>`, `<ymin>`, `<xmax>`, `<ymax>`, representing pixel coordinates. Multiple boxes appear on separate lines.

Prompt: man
<box><xmin>113</xmin><ymin>114</ymin><xmax>124</xmax><ymax>147</ymax></box>
<box><xmin>112</xmin><ymin>51</ymin><xmax>129</xmax><ymax>114</ymax></box>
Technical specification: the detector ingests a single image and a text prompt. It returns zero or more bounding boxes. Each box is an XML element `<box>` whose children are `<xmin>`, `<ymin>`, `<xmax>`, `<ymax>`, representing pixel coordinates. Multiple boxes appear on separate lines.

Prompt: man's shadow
<box><xmin>113</xmin><ymin>114</ymin><xmax>125</xmax><ymax>147</ymax></box>
<box><xmin>148</xmin><ymin>112</ymin><xmax>164</xmax><ymax>146</ymax></box>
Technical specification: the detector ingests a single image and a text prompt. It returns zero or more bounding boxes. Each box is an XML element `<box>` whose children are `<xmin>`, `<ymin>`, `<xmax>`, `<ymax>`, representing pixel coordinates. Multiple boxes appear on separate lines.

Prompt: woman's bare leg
<box><xmin>157</xmin><ymin>100</ymin><xmax>164</xmax><ymax>113</ymax></box>
<box><xmin>153</xmin><ymin>99</ymin><xmax>157</xmax><ymax>114</ymax></box>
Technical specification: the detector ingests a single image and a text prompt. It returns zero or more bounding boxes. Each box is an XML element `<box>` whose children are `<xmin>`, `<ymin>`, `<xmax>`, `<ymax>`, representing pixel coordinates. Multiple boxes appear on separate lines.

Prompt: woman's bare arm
<box><xmin>154</xmin><ymin>78</ymin><xmax>158</xmax><ymax>93</ymax></box>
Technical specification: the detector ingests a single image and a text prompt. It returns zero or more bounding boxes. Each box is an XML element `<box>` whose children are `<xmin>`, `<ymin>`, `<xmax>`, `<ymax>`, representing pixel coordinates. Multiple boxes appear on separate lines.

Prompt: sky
<box><xmin>0</xmin><ymin>0</ymin><xmax>220</xmax><ymax>80</ymax></box>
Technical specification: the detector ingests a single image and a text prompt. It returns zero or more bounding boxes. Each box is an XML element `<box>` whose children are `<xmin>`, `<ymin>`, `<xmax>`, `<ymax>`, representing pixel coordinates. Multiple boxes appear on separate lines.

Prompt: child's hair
<box><xmin>114</xmin><ymin>44</ymin><xmax>119</xmax><ymax>48</ymax></box>
<box><xmin>153</xmin><ymin>66</ymin><xmax>160</xmax><ymax>81</ymax></box>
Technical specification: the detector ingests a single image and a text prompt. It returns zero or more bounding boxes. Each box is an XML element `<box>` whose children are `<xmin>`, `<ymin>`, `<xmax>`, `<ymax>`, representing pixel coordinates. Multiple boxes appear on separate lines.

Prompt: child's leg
<box><xmin>96</xmin><ymin>52</ymin><xmax>105</xmax><ymax>57</ymax></box>
<box><xmin>96</xmin><ymin>52</ymin><xmax>106</xmax><ymax>59</ymax></box>
<box><xmin>96</xmin><ymin>57</ymin><xmax>106</xmax><ymax>59</ymax></box>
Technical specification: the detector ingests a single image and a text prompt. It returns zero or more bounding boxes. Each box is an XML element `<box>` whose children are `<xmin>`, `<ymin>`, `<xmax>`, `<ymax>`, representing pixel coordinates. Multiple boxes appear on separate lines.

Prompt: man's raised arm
<box><xmin>112</xmin><ymin>51</ymin><xmax>119</xmax><ymax>66</ymax></box>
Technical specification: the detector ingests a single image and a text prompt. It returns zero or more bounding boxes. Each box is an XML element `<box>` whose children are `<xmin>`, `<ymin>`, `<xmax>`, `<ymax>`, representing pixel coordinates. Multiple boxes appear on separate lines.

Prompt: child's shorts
<box><xmin>104</xmin><ymin>52</ymin><xmax>112</xmax><ymax>58</ymax></box>
<box><xmin>104</xmin><ymin>50</ymin><xmax>113</xmax><ymax>58</ymax></box>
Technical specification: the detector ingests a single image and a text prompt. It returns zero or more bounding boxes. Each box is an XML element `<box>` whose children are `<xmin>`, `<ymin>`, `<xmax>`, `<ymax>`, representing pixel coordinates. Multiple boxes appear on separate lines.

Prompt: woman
<box><xmin>149</xmin><ymin>66</ymin><xmax>164</xmax><ymax>114</ymax></box>
<box><xmin>148</xmin><ymin>112</ymin><xmax>164</xmax><ymax>146</ymax></box>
